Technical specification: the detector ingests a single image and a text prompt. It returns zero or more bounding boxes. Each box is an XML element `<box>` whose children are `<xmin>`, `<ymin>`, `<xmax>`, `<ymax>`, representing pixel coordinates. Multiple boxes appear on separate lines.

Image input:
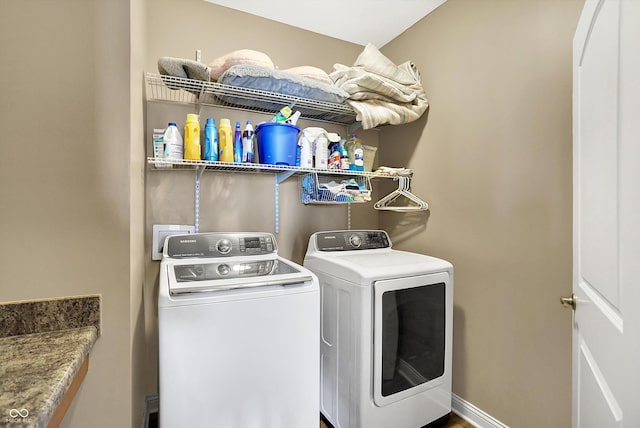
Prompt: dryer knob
<box><xmin>349</xmin><ymin>234</ymin><xmax>362</xmax><ymax>248</ymax></box>
<box><xmin>217</xmin><ymin>264</ymin><xmax>230</xmax><ymax>275</ymax></box>
<box><xmin>217</xmin><ymin>239</ymin><xmax>232</xmax><ymax>254</ymax></box>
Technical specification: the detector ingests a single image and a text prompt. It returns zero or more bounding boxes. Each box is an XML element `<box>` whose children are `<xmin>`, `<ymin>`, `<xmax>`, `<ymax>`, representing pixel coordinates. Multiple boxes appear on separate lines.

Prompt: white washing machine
<box><xmin>304</xmin><ymin>230</ymin><xmax>453</xmax><ymax>428</ymax></box>
<box><xmin>158</xmin><ymin>232</ymin><xmax>319</xmax><ymax>428</ymax></box>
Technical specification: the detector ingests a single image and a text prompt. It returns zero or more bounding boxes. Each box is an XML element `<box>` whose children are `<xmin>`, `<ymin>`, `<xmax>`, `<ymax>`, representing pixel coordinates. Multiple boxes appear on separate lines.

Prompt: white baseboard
<box><xmin>452</xmin><ymin>393</ymin><xmax>509</xmax><ymax>428</ymax></box>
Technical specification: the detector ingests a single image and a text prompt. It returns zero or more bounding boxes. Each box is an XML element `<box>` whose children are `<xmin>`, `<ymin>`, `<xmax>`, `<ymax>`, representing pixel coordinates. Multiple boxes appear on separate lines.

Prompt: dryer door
<box><xmin>373</xmin><ymin>272</ymin><xmax>452</xmax><ymax>407</ymax></box>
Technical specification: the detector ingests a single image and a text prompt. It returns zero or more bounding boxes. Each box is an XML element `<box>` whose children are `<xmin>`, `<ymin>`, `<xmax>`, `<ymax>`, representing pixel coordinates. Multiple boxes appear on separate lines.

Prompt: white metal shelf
<box><xmin>146</xmin><ymin>157</ymin><xmax>395</xmax><ymax>179</ymax></box>
<box><xmin>145</xmin><ymin>72</ymin><xmax>358</xmax><ymax>126</ymax></box>
<box><xmin>147</xmin><ymin>157</ymin><xmax>402</xmax><ymax>233</ymax></box>
<box><xmin>143</xmin><ymin>70</ymin><xmax>423</xmax><ymax>233</ymax></box>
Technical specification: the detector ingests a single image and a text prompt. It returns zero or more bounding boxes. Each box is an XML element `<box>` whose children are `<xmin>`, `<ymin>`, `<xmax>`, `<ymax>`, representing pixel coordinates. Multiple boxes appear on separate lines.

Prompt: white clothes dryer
<box><xmin>158</xmin><ymin>232</ymin><xmax>319</xmax><ymax>428</ymax></box>
<box><xmin>304</xmin><ymin>230</ymin><xmax>453</xmax><ymax>428</ymax></box>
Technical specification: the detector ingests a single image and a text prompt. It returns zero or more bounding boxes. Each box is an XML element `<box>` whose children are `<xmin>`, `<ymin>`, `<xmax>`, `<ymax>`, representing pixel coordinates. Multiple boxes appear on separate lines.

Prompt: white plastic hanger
<box><xmin>374</xmin><ymin>176</ymin><xmax>428</xmax><ymax>212</ymax></box>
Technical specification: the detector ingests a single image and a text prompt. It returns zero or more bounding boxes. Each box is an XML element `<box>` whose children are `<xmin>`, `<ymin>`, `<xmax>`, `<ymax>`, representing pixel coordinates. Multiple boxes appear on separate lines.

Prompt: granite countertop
<box><xmin>0</xmin><ymin>296</ymin><xmax>100</xmax><ymax>428</ymax></box>
<box><xmin>0</xmin><ymin>327</ymin><xmax>98</xmax><ymax>427</ymax></box>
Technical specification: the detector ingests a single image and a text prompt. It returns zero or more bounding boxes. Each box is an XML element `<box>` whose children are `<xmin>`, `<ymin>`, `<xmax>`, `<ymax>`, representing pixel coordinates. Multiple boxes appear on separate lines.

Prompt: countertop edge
<box><xmin>35</xmin><ymin>326</ymin><xmax>98</xmax><ymax>428</ymax></box>
<box><xmin>0</xmin><ymin>326</ymin><xmax>98</xmax><ymax>428</ymax></box>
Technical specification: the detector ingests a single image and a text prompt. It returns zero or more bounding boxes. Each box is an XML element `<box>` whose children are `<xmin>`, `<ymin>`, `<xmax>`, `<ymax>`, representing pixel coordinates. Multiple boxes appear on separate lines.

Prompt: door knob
<box><xmin>560</xmin><ymin>293</ymin><xmax>576</xmax><ymax>310</ymax></box>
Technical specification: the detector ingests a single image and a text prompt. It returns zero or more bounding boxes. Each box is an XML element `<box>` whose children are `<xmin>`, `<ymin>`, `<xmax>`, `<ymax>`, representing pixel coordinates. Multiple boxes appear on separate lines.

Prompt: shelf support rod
<box><xmin>274</xmin><ymin>171</ymin><xmax>295</xmax><ymax>234</ymax></box>
<box><xmin>194</xmin><ymin>165</ymin><xmax>206</xmax><ymax>233</ymax></box>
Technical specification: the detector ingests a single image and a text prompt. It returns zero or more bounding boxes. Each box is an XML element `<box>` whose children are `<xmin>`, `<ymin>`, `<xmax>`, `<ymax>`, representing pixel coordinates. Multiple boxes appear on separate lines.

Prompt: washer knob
<box><xmin>217</xmin><ymin>239</ymin><xmax>232</xmax><ymax>254</ymax></box>
<box><xmin>349</xmin><ymin>234</ymin><xmax>362</xmax><ymax>248</ymax></box>
<box><xmin>217</xmin><ymin>264</ymin><xmax>230</xmax><ymax>275</ymax></box>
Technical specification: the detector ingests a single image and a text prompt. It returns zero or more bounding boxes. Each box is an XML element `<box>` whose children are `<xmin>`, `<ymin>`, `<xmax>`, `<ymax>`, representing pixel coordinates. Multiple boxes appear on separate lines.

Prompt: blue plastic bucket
<box><xmin>256</xmin><ymin>122</ymin><xmax>300</xmax><ymax>166</ymax></box>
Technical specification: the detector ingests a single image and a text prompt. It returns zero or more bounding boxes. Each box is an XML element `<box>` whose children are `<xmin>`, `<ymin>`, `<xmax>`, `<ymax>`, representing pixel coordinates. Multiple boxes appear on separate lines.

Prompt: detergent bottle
<box><xmin>184</xmin><ymin>114</ymin><xmax>201</xmax><ymax>160</ymax></box>
<box><xmin>218</xmin><ymin>118</ymin><xmax>233</xmax><ymax>162</ymax></box>
<box><xmin>346</xmin><ymin>134</ymin><xmax>364</xmax><ymax>171</ymax></box>
<box><xmin>203</xmin><ymin>118</ymin><xmax>218</xmax><ymax>161</ymax></box>
<box><xmin>163</xmin><ymin>122</ymin><xmax>183</xmax><ymax>160</ymax></box>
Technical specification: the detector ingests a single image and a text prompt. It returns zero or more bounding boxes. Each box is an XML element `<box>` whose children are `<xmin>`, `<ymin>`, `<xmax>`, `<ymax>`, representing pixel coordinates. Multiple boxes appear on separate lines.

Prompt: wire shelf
<box><xmin>300</xmin><ymin>172</ymin><xmax>372</xmax><ymax>205</ymax></box>
<box><xmin>145</xmin><ymin>72</ymin><xmax>358</xmax><ymax>125</ymax></box>
<box><xmin>147</xmin><ymin>157</ymin><xmax>396</xmax><ymax>179</ymax></box>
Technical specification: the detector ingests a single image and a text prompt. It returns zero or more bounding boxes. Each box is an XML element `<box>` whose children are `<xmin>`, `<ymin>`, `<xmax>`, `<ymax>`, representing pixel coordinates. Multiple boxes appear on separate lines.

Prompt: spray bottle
<box><xmin>233</xmin><ymin>121</ymin><xmax>243</xmax><ymax>163</ymax></box>
<box><xmin>242</xmin><ymin>121</ymin><xmax>255</xmax><ymax>163</ymax></box>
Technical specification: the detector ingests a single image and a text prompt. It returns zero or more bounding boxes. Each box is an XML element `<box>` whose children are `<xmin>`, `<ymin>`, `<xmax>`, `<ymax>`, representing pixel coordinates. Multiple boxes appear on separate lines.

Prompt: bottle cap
<box><xmin>220</xmin><ymin>118</ymin><xmax>231</xmax><ymax>128</ymax></box>
<box><xmin>206</xmin><ymin>118</ymin><xmax>214</xmax><ymax>126</ymax></box>
<box><xmin>168</xmin><ymin>122</ymin><xmax>177</xmax><ymax>127</ymax></box>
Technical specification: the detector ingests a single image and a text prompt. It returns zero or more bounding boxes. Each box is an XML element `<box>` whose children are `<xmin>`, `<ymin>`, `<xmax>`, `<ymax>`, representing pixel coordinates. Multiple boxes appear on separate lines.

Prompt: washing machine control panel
<box><xmin>166</xmin><ymin>232</ymin><xmax>277</xmax><ymax>258</ymax></box>
<box><xmin>315</xmin><ymin>230</ymin><xmax>391</xmax><ymax>251</ymax></box>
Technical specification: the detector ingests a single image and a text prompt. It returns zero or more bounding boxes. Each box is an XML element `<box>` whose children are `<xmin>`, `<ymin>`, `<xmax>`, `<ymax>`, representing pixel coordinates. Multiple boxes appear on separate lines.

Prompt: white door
<box><xmin>572</xmin><ymin>0</ymin><xmax>640</xmax><ymax>427</ymax></box>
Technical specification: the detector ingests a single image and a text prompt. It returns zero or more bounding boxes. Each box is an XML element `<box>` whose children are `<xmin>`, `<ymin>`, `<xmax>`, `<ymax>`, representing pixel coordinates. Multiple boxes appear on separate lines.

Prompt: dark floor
<box><xmin>320</xmin><ymin>412</ymin><xmax>475</xmax><ymax>428</ymax></box>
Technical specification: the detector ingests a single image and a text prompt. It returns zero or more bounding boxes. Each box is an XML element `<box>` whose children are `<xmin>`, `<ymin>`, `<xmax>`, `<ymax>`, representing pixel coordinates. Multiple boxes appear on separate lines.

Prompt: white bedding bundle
<box><xmin>330</xmin><ymin>43</ymin><xmax>429</xmax><ymax>129</ymax></box>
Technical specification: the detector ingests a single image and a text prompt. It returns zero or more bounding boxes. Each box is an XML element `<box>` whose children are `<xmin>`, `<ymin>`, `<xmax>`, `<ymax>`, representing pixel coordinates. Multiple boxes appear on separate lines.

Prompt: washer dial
<box><xmin>349</xmin><ymin>234</ymin><xmax>362</xmax><ymax>248</ymax></box>
<box><xmin>217</xmin><ymin>239</ymin><xmax>232</xmax><ymax>254</ymax></box>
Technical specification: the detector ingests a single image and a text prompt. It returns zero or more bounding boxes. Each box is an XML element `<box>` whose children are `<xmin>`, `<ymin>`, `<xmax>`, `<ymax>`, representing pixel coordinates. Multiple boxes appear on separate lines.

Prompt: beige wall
<box><xmin>142</xmin><ymin>0</ymin><xmax>380</xmax><ymax>396</ymax></box>
<box><xmin>380</xmin><ymin>0</ymin><xmax>583</xmax><ymax>426</ymax></box>
<box><xmin>0</xmin><ymin>0</ymin><xmax>585</xmax><ymax>426</ymax></box>
<box><xmin>130</xmin><ymin>0</ymin><xmax>148</xmax><ymax>426</ymax></box>
<box><xmin>0</xmin><ymin>1</ymin><xmax>139</xmax><ymax>427</ymax></box>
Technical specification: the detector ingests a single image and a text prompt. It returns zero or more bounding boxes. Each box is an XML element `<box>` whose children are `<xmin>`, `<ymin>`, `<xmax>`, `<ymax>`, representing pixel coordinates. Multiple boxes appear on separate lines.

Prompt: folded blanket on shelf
<box><xmin>158</xmin><ymin>57</ymin><xmax>211</xmax><ymax>81</ymax></box>
<box><xmin>330</xmin><ymin>43</ymin><xmax>428</xmax><ymax>129</ymax></box>
<box><xmin>374</xmin><ymin>166</ymin><xmax>414</xmax><ymax>176</ymax></box>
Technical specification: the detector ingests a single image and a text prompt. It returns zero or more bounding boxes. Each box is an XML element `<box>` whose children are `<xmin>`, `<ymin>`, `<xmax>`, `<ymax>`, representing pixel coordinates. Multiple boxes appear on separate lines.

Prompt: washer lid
<box><xmin>304</xmin><ymin>249</ymin><xmax>452</xmax><ymax>284</ymax></box>
<box><xmin>167</xmin><ymin>258</ymin><xmax>314</xmax><ymax>295</ymax></box>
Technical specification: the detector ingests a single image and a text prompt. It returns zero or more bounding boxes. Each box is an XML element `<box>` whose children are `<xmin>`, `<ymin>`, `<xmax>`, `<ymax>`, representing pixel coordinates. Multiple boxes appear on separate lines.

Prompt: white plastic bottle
<box><xmin>314</xmin><ymin>134</ymin><xmax>328</xmax><ymax>169</ymax></box>
<box><xmin>346</xmin><ymin>134</ymin><xmax>364</xmax><ymax>172</ymax></box>
<box><xmin>298</xmin><ymin>128</ymin><xmax>316</xmax><ymax>169</ymax></box>
<box><xmin>163</xmin><ymin>123</ymin><xmax>183</xmax><ymax>160</ymax></box>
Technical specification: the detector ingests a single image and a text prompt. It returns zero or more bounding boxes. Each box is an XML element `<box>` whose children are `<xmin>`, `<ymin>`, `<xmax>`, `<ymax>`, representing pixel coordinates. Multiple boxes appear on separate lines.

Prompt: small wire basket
<box><xmin>300</xmin><ymin>172</ymin><xmax>372</xmax><ymax>204</ymax></box>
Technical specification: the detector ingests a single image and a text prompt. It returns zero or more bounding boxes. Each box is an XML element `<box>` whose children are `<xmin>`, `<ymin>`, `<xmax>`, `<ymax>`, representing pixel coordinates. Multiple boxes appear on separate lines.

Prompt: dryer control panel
<box><xmin>165</xmin><ymin>232</ymin><xmax>277</xmax><ymax>259</ymax></box>
<box><xmin>315</xmin><ymin>230</ymin><xmax>391</xmax><ymax>251</ymax></box>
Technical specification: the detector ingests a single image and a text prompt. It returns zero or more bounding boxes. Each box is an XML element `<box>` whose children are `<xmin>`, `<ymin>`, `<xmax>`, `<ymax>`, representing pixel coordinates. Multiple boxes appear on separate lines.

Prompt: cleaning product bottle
<box><xmin>346</xmin><ymin>134</ymin><xmax>364</xmax><ymax>171</ymax></box>
<box><xmin>184</xmin><ymin>113</ymin><xmax>201</xmax><ymax>160</ymax></box>
<box><xmin>272</xmin><ymin>104</ymin><xmax>293</xmax><ymax>123</ymax></box>
<box><xmin>233</xmin><ymin>121</ymin><xmax>243</xmax><ymax>163</ymax></box>
<box><xmin>340</xmin><ymin>139</ymin><xmax>350</xmax><ymax>170</ymax></box>
<box><xmin>314</xmin><ymin>133</ymin><xmax>328</xmax><ymax>169</ymax></box>
<box><xmin>163</xmin><ymin>122</ymin><xmax>183</xmax><ymax>160</ymax></box>
<box><xmin>298</xmin><ymin>129</ymin><xmax>314</xmax><ymax>169</ymax></box>
<box><xmin>203</xmin><ymin>118</ymin><xmax>218</xmax><ymax>161</ymax></box>
<box><xmin>218</xmin><ymin>118</ymin><xmax>233</xmax><ymax>162</ymax></box>
<box><xmin>329</xmin><ymin>142</ymin><xmax>341</xmax><ymax>170</ymax></box>
<box><xmin>153</xmin><ymin>128</ymin><xmax>165</xmax><ymax>168</ymax></box>
<box><xmin>242</xmin><ymin>121</ymin><xmax>255</xmax><ymax>163</ymax></box>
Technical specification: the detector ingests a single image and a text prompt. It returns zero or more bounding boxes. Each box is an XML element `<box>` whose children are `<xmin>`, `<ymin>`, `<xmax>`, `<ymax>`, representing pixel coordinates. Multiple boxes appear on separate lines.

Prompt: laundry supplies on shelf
<box><xmin>203</xmin><ymin>118</ymin><xmax>218</xmax><ymax>161</ymax></box>
<box><xmin>301</xmin><ymin>173</ymin><xmax>371</xmax><ymax>204</ymax></box>
<box><xmin>218</xmin><ymin>118</ymin><xmax>233</xmax><ymax>162</ymax></box>
<box><xmin>184</xmin><ymin>114</ymin><xmax>201</xmax><ymax>161</ymax></box>
<box><xmin>256</xmin><ymin>122</ymin><xmax>300</xmax><ymax>166</ymax></box>
<box><xmin>162</xmin><ymin>123</ymin><xmax>183</xmax><ymax>160</ymax></box>
<box><xmin>242</xmin><ymin>121</ymin><xmax>255</xmax><ymax>163</ymax></box>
